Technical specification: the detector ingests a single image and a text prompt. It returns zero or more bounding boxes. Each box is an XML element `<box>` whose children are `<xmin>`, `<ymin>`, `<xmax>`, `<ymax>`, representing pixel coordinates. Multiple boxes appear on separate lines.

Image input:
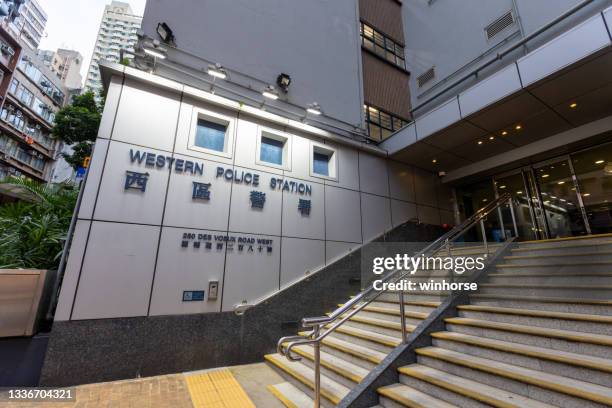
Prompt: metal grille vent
<box><xmin>485</xmin><ymin>11</ymin><xmax>515</xmax><ymax>40</ymax></box>
<box><xmin>417</xmin><ymin>67</ymin><xmax>435</xmax><ymax>88</ymax></box>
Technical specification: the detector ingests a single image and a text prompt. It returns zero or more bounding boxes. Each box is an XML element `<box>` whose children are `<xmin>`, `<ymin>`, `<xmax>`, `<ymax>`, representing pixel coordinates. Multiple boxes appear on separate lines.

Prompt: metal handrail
<box><xmin>277</xmin><ymin>193</ymin><xmax>516</xmax><ymax>407</ymax></box>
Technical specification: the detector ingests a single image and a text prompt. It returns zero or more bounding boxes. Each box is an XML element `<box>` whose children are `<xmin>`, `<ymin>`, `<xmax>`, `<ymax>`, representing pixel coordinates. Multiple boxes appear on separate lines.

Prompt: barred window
<box><xmin>360</xmin><ymin>22</ymin><xmax>405</xmax><ymax>69</ymax></box>
<box><xmin>364</xmin><ymin>104</ymin><xmax>409</xmax><ymax>142</ymax></box>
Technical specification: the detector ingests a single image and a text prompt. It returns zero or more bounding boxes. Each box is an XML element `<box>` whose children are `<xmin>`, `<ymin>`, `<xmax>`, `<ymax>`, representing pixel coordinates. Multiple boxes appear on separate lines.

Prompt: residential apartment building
<box><xmin>84</xmin><ymin>1</ymin><xmax>142</xmax><ymax>97</ymax></box>
<box><xmin>0</xmin><ymin>33</ymin><xmax>66</xmax><ymax>182</ymax></box>
<box><xmin>9</xmin><ymin>0</ymin><xmax>46</xmax><ymax>50</ymax></box>
<box><xmin>39</xmin><ymin>48</ymin><xmax>83</xmax><ymax>90</ymax></box>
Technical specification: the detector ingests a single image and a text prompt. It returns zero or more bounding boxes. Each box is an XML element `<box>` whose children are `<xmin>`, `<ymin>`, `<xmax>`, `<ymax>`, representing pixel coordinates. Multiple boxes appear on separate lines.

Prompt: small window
<box><xmin>260</xmin><ymin>136</ymin><xmax>284</xmax><ymax>165</ymax></box>
<box><xmin>313</xmin><ymin>152</ymin><xmax>330</xmax><ymax>176</ymax></box>
<box><xmin>256</xmin><ymin>128</ymin><xmax>291</xmax><ymax>170</ymax></box>
<box><xmin>194</xmin><ymin>118</ymin><xmax>227</xmax><ymax>152</ymax></box>
<box><xmin>310</xmin><ymin>143</ymin><xmax>337</xmax><ymax>181</ymax></box>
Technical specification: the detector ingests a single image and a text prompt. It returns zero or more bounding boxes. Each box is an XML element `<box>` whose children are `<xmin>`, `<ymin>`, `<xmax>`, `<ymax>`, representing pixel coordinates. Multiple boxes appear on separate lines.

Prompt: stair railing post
<box><xmin>480</xmin><ymin>218</ymin><xmax>488</xmax><ymax>255</ymax></box>
<box><xmin>508</xmin><ymin>198</ymin><xmax>519</xmax><ymax>238</ymax></box>
<box><xmin>313</xmin><ymin>325</ymin><xmax>321</xmax><ymax>408</ymax></box>
<box><xmin>399</xmin><ymin>290</ymin><xmax>407</xmax><ymax>343</ymax></box>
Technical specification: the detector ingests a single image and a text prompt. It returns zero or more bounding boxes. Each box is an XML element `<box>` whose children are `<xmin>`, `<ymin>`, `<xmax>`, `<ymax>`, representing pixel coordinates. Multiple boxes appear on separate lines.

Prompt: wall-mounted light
<box><xmin>276</xmin><ymin>73</ymin><xmax>291</xmax><ymax>92</ymax></box>
<box><xmin>306</xmin><ymin>102</ymin><xmax>322</xmax><ymax>115</ymax></box>
<box><xmin>156</xmin><ymin>22</ymin><xmax>175</xmax><ymax>44</ymax></box>
<box><xmin>207</xmin><ymin>63</ymin><xmax>227</xmax><ymax>80</ymax></box>
<box><xmin>262</xmin><ymin>85</ymin><xmax>279</xmax><ymax>100</ymax></box>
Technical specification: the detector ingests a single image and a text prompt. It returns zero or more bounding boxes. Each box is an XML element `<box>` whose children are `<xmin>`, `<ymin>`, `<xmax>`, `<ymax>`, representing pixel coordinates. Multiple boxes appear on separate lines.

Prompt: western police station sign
<box><xmin>124</xmin><ymin>149</ymin><xmax>313</xmax><ymax>254</ymax></box>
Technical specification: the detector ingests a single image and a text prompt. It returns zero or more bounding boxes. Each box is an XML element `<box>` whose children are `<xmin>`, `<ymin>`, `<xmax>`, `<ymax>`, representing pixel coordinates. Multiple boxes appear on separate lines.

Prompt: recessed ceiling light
<box><xmin>542</xmin><ymin>174</ymin><xmax>549</xmax><ymax>178</ymax></box>
<box><xmin>583</xmin><ymin>193</ymin><xmax>591</xmax><ymax>197</ymax></box>
<box><xmin>489</xmin><ymin>136</ymin><xmax>495</xmax><ymax>140</ymax></box>
<box><xmin>569</xmin><ymin>102</ymin><xmax>577</xmax><ymax>108</ymax></box>
<box><xmin>544</xmin><ymin>200</ymin><xmax>550</xmax><ymax>204</ymax></box>
<box><xmin>516</xmin><ymin>191</ymin><xmax>523</xmax><ymax>194</ymax></box>
<box><xmin>595</xmin><ymin>160</ymin><xmax>605</xmax><ymax>164</ymax></box>
<box><xmin>432</xmin><ymin>159</ymin><xmax>437</xmax><ymax>163</ymax></box>
<box><xmin>477</xmin><ymin>141</ymin><xmax>483</xmax><ymax>145</ymax></box>
<box><xmin>515</xmin><ymin>125</ymin><xmax>522</xmax><ymax>130</ymax></box>
<box><xmin>501</xmin><ymin>131</ymin><xmax>508</xmax><ymax>136</ymax></box>
<box><xmin>557</xmin><ymin>181</ymin><xmax>565</xmax><ymax>185</ymax></box>
<box><xmin>482</xmin><ymin>198</ymin><xmax>488</xmax><ymax>202</ymax></box>
<box><xmin>499</xmin><ymin>185</ymin><xmax>506</xmax><ymax>189</ymax></box>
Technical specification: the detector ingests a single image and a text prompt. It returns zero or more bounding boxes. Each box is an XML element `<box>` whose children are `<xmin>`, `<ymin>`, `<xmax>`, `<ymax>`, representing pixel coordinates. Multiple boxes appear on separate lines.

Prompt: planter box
<box><xmin>0</xmin><ymin>269</ymin><xmax>54</xmax><ymax>337</ymax></box>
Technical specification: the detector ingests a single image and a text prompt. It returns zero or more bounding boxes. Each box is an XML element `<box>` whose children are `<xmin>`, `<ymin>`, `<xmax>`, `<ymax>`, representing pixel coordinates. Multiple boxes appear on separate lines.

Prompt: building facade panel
<box><xmin>362</xmin><ymin>51</ymin><xmax>412</xmax><ymax>120</ymax></box>
<box><xmin>359</xmin><ymin>0</ymin><xmax>404</xmax><ymax>43</ymax></box>
<box><xmin>280</xmin><ymin>237</ymin><xmax>325</xmax><ymax>289</ymax></box>
<box><xmin>360</xmin><ymin>192</ymin><xmax>392</xmax><ymax>241</ymax></box>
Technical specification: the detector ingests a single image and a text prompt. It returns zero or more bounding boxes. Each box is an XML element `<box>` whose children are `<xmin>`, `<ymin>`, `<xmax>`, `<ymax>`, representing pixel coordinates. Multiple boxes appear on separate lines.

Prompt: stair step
<box><xmin>511</xmin><ymin>240</ymin><xmax>612</xmax><ymax>253</ymax></box>
<box><xmin>470</xmin><ymin>293</ymin><xmax>612</xmax><ymax>306</ymax></box>
<box><xmin>264</xmin><ymin>353</ymin><xmax>349</xmax><ymax>405</ymax></box>
<box><xmin>504</xmin><ymin>251</ymin><xmax>612</xmax><ymax>260</ymax></box>
<box><xmin>345</xmin><ymin>304</ymin><xmax>429</xmax><ymax>319</ymax></box>
<box><xmin>496</xmin><ymin>262</ymin><xmax>612</xmax><ymax>269</ymax></box>
<box><xmin>339</xmin><ymin>313</ymin><xmax>417</xmax><ymax>337</ymax></box>
<box><xmin>289</xmin><ymin>344</ymin><xmax>369</xmax><ymax>384</ymax></box>
<box><xmin>377</xmin><ymin>383</ymin><xmax>457</xmax><ymax>408</ymax></box>
<box><xmin>518</xmin><ymin>233</ymin><xmax>612</xmax><ymax>245</ymax></box>
<box><xmin>478</xmin><ymin>283</ymin><xmax>612</xmax><ymax>299</ymax></box>
<box><xmin>415</xmin><ymin>347</ymin><xmax>612</xmax><ymax>406</ymax></box>
<box><xmin>302</xmin><ymin>332</ymin><xmax>387</xmax><ymax>366</ymax></box>
<box><xmin>445</xmin><ymin>317</ymin><xmax>612</xmax><ymax>347</ymax></box>
<box><xmin>431</xmin><ymin>331</ymin><xmax>612</xmax><ymax>374</ymax></box>
<box><xmin>480</xmin><ymin>283</ymin><xmax>612</xmax><ymax>290</ymax></box>
<box><xmin>325</xmin><ymin>324</ymin><xmax>402</xmax><ymax>348</ymax></box>
<box><xmin>457</xmin><ymin>305</ymin><xmax>612</xmax><ymax>324</ymax></box>
<box><xmin>372</xmin><ymin>298</ymin><xmax>441</xmax><ymax>308</ymax></box>
<box><xmin>267</xmin><ymin>382</ymin><xmax>313</xmax><ymax>408</ymax></box>
<box><xmin>488</xmin><ymin>272</ymin><xmax>612</xmax><ymax>277</ymax></box>
<box><xmin>398</xmin><ymin>364</ymin><xmax>554</xmax><ymax>408</ymax></box>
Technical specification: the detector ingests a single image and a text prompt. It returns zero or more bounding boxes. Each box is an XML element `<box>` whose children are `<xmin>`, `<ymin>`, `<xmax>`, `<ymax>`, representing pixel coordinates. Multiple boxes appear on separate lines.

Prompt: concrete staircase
<box><xmin>378</xmin><ymin>234</ymin><xmax>612</xmax><ymax>408</ymax></box>
<box><xmin>264</xmin><ymin>244</ymin><xmax>500</xmax><ymax>407</ymax></box>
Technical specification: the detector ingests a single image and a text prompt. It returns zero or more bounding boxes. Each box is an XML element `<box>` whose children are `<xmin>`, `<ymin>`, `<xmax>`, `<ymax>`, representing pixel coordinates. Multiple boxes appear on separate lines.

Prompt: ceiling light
<box><xmin>595</xmin><ymin>160</ymin><xmax>605</xmax><ymax>164</ymax></box>
<box><xmin>306</xmin><ymin>102</ymin><xmax>322</xmax><ymax>115</ymax></box>
<box><xmin>515</xmin><ymin>125</ymin><xmax>522</xmax><ymax>130</ymax></box>
<box><xmin>501</xmin><ymin>131</ymin><xmax>508</xmax><ymax>136</ymax></box>
<box><xmin>583</xmin><ymin>193</ymin><xmax>591</xmax><ymax>197</ymax></box>
<box><xmin>551</xmin><ymin>196</ymin><xmax>557</xmax><ymax>199</ymax></box>
<box><xmin>477</xmin><ymin>141</ymin><xmax>483</xmax><ymax>145</ymax></box>
<box><xmin>482</xmin><ymin>198</ymin><xmax>488</xmax><ymax>202</ymax></box>
<box><xmin>432</xmin><ymin>159</ymin><xmax>437</xmax><ymax>163</ymax></box>
<box><xmin>207</xmin><ymin>63</ymin><xmax>227</xmax><ymax>79</ymax></box>
<box><xmin>143</xmin><ymin>46</ymin><xmax>167</xmax><ymax>59</ymax></box>
<box><xmin>541</xmin><ymin>192</ymin><xmax>548</xmax><ymax>195</ymax></box>
<box><xmin>262</xmin><ymin>85</ymin><xmax>279</xmax><ymax>100</ymax></box>
<box><xmin>569</xmin><ymin>102</ymin><xmax>577</xmax><ymax>109</ymax></box>
<box><xmin>542</xmin><ymin>174</ymin><xmax>549</xmax><ymax>178</ymax></box>
<box><xmin>544</xmin><ymin>200</ymin><xmax>550</xmax><ymax>204</ymax></box>
<box><xmin>499</xmin><ymin>185</ymin><xmax>506</xmax><ymax>189</ymax></box>
<box><xmin>557</xmin><ymin>181</ymin><xmax>565</xmax><ymax>185</ymax></box>
<box><xmin>517</xmin><ymin>191</ymin><xmax>523</xmax><ymax>194</ymax></box>
<box><xmin>489</xmin><ymin>136</ymin><xmax>495</xmax><ymax>140</ymax></box>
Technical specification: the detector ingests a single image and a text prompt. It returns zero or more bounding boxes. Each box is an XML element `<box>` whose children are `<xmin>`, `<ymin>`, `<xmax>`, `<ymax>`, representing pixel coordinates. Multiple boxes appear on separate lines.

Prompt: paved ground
<box><xmin>0</xmin><ymin>363</ymin><xmax>284</xmax><ymax>408</ymax></box>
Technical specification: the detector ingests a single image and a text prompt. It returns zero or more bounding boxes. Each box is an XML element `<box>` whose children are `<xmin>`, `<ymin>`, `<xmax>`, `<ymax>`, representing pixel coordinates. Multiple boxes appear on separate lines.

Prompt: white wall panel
<box><xmin>415</xmin><ymin>98</ymin><xmax>461</xmax><ymax>139</ymax></box>
<box><xmin>390</xmin><ymin>199</ymin><xmax>418</xmax><ymax>228</ymax></box>
<box><xmin>221</xmin><ymin>233</ymin><xmax>280</xmax><ymax>311</ymax></box>
<box><xmin>358</xmin><ymin>152</ymin><xmax>389</xmax><ymax>197</ymax></box>
<box><xmin>326</xmin><ymin>241</ymin><xmax>357</xmax><ymax>264</ymax></box>
<box><xmin>97</xmin><ymin>75</ymin><xmax>123</xmax><ymax>140</ymax></box>
<box><xmin>281</xmin><ymin>179</ymin><xmax>325</xmax><ymax>240</ymax></box>
<box><xmin>517</xmin><ymin>14</ymin><xmax>611</xmax><ymax>86</ymax></box>
<box><xmin>233</xmin><ymin>119</ymin><xmax>286</xmax><ymax>175</ymax></box>
<box><xmin>228</xmin><ymin>167</ymin><xmax>282</xmax><ymax>236</ymax></box>
<box><xmin>324</xmin><ymin>185</ymin><xmax>362</xmax><ymax>243</ymax></box>
<box><xmin>417</xmin><ymin>205</ymin><xmax>441</xmax><ymax>225</ymax></box>
<box><xmin>54</xmin><ymin>220</ymin><xmax>91</xmax><ymax>321</ymax></box>
<box><xmin>149</xmin><ymin>227</ymin><xmax>225</xmax><ymax>316</ymax></box>
<box><xmin>285</xmin><ymin>134</ymin><xmax>324</xmax><ymax>183</ymax></box>
<box><xmin>387</xmin><ymin>161</ymin><xmax>416</xmax><ymax>202</ymax></box>
<box><xmin>280</xmin><ymin>237</ymin><xmax>325</xmax><ymax>289</ymax></box>
<box><xmin>360</xmin><ymin>193</ymin><xmax>392</xmax><ymax>242</ymax></box>
<box><xmin>78</xmin><ymin>138</ymin><xmax>109</xmax><ymax>220</ymax></box>
<box><xmin>380</xmin><ymin>123</ymin><xmax>417</xmax><ymax>154</ymax></box>
<box><xmin>93</xmin><ymin>141</ymin><xmax>170</xmax><ymax>225</ymax></box>
<box><xmin>324</xmin><ymin>141</ymin><xmax>360</xmax><ymax>191</ymax></box>
<box><xmin>111</xmin><ymin>78</ymin><xmax>182</xmax><ymax>152</ymax></box>
<box><xmin>413</xmin><ymin>167</ymin><xmax>439</xmax><ymax>207</ymax></box>
<box><xmin>71</xmin><ymin>222</ymin><xmax>159</xmax><ymax>320</ymax></box>
<box><xmin>163</xmin><ymin>155</ymin><xmax>232</xmax><ymax>231</ymax></box>
<box><xmin>459</xmin><ymin>64</ymin><xmax>522</xmax><ymax>117</ymax></box>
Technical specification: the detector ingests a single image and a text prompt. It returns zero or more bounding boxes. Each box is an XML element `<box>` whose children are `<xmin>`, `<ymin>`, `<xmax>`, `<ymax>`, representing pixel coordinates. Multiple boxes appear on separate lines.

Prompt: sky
<box><xmin>37</xmin><ymin>0</ymin><xmax>148</xmax><ymax>83</ymax></box>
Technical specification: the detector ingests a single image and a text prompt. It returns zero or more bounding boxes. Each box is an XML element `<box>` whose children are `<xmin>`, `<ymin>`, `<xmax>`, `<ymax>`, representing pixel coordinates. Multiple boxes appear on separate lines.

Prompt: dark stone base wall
<box><xmin>40</xmin><ymin>221</ymin><xmax>444</xmax><ymax>386</ymax></box>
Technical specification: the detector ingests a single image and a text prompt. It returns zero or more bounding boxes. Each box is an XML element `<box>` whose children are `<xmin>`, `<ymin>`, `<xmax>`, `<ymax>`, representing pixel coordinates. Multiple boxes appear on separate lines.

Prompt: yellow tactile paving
<box><xmin>185</xmin><ymin>369</ymin><xmax>256</xmax><ymax>408</ymax></box>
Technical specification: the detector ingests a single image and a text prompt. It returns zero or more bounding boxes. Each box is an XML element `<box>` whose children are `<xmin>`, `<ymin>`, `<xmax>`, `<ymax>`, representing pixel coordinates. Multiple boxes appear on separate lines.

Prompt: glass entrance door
<box><xmin>494</xmin><ymin>171</ymin><xmax>539</xmax><ymax>241</ymax></box>
<box><xmin>533</xmin><ymin>158</ymin><xmax>589</xmax><ymax>238</ymax></box>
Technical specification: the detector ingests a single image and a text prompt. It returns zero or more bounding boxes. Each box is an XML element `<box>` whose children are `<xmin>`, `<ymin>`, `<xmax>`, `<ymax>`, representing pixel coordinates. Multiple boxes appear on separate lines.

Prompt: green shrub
<box><xmin>0</xmin><ymin>177</ymin><xmax>78</xmax><ymax>270</ymax></box>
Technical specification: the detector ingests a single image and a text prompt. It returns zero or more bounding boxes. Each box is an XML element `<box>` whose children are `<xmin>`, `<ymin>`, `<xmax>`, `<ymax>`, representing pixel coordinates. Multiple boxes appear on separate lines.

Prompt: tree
<box><xmin>52</xmin><ymin>91</ymin><xmax>102</xmax><ymax>170</ymax></box>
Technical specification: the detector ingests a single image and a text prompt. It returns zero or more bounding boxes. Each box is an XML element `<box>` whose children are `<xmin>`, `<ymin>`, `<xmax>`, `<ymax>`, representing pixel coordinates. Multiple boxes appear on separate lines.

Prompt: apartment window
<box><xmin>8</xmin><ymin>79</ymin><xmax>18</xmax><ymax>94</ymax></box>
<box><xmin>364</xmin><ymin>104</ymin><xmax>409</xmax><ymax>142</ymax></box>
<box><xmin>310</xmin><ymin>143</ymin><xmax>337</xmax><ymax>180</ymax></box>
<box><xmin>256</xmin><ymin>129</ymin><xmax>291</xmax><ymax>169</ymax></box>
<box><xmin>16</xmin><ymin>147</ymin><xmax>31</xmax><ymax>164</ymax></box>
<box><xmin>16</xmin><ymin>85</ymin><xmax>34</xmax><ymax>107</ymax></box>
<box><xmin>360</xmin><ymin>22</ymin><xmax>405</xmax><ymax>69</ymax></box>
<box><xmin>195</xmin><ymin>119</ymin><xmax>226</xmax><ymax>152</ymax></box>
